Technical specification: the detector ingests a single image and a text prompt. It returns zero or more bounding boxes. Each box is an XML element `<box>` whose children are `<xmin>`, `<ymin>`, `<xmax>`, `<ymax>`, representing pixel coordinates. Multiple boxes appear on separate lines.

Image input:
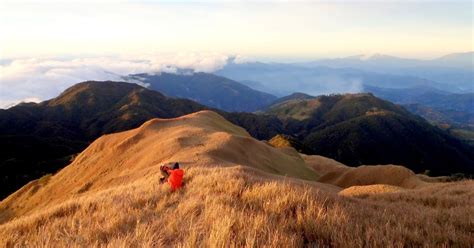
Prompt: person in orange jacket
<box><xmin>159</xmin><ymin>162</ymin><xmax>184</xmax><ymax>191</ymax></box>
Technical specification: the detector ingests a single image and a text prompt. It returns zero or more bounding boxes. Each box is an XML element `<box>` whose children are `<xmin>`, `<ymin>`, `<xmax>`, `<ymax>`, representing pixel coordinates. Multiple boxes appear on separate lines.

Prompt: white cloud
<box><xmin>0</xmin><ymin>53</ymin><xmax>230</xmax><ymax>108</ymax></box>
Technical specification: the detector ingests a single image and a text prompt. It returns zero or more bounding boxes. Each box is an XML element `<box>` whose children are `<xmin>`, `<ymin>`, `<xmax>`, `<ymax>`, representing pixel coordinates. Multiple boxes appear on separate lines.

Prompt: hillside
<box><xmin>266</xmin><ymin>93</ymin><xmax>411</xmax><ymax>124</ymax></box>
<box><xmin>1</xmin><ymin>111</ymin><xmax>473</xmax><ymax>246</ymax></box>
<box><xmin>364</xmin><ymin>85</ymin><xmax>474</xmax><ymax>114</ymax></box>
<box><xmin>263</xmin><ymin>93</ymin><xmax>474</xmax><ymax>176</ymax></box>
<box><xmin>0</xmin><ymin>81</ymin><xmax>208</xmax><ymax>199</ymax></box>
<box><xmin>364</xmin><ymin>86</ymin><xmax>474</xmax><ymax>144</ymax></box>
<box><xmin>2</xmin><ymin>81</ymin><xmax>473</xmax><ymax>200</ymax></box>
<box><xmin>0</xmin><ymin>111</ymin><xmax>320</xmax><ymax>222</ymax></box>
<box><xmin>0</xmin><ymin>81</ymin><xmax>287</xmax><ymax>199</ymax></box>
<box><xmin>265</xmin><ymin>92</ymin><xmax>316</xmax><ymax>108</ymax></box>
<box><xmin>404</xmin><ymin>104</ymin><xmax>474</xmax><ymax>126</ymax></box>
<box><xmin>127</xmin><ymin>72</ymin><xmax>277</xmax><ymax>112</ymax></box>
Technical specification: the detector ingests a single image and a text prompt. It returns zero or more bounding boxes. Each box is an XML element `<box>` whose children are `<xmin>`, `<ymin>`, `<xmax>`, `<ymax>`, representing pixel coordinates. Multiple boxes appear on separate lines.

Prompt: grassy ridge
<box><xmin>1</xmin><ymin>166</ymin><xmax>472</xmax><ymax>246</ymax></box>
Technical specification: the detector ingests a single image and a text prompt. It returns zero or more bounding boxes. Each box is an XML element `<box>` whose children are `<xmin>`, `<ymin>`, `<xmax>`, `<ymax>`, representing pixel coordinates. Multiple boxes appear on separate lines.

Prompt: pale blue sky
<box><xmin>0</xmin><ymin>0</ymin><xmax>472</xmax><ymax>60</ymax></box>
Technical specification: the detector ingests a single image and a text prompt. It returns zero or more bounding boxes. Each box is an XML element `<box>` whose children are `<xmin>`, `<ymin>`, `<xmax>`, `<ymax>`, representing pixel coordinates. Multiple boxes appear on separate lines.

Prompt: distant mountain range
<box><xmin>2</xmin><ymin>81</ymin><xmax>473</xmax><ymax>199</ymax></box>
<box><xmin>217</xmin><ymin>52</ymin><xmax>473</xmax><ymax>96</ymax></box>
<box><xmin>126</xmin><ymin>72</ymin><xmax>277</xmax><ymax>112</ymax></box>
<box><xmin>216</xmin><ymin>61</ymin><xmax>445</xmax><ymax>96</ymax></box>
<box><xmin>297</xmin><ymin>52</ymin><xmax>474</xmax><ymax>93</ymax></box>
<box><xmin>300</xmin><ymin>52</ymin><xmax>474</xmax><ymax>70</ymax></box>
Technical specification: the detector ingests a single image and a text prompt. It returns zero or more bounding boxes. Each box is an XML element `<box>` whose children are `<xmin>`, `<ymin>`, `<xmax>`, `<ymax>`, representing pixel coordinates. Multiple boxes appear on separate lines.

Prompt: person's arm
<box><xmin>160</xmin><ymin>165</ymin><xmax>171</xmax><ymax>175</ymax></box>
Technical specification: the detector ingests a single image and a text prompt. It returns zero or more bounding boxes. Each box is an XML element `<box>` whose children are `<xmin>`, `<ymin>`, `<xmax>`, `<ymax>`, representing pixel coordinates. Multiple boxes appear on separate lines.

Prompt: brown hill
<box><xmin>302</xmin><ymin>154</ymin><xmax>441</xmax><ymax>201</ymax></box>
<box><xmin>0</xmin><ymin>111</ymin><xmax>473</xmax><ymax>246</ymax></box>
<box><xmin>0</xmin><ymin>111</ymin><xmax>320</xmax><ymax>222</ymax></box>
<box><xmin>0</xmin><ymin>80</ymin><xmax>290</xmax><ymax>200</ymax></box>
<box><xmin>339</xmin><ymin>184</ymin><xmax>405</xmax><ymax>197</ymax></box>
<box><xmin>302</xmin><ymin>154</ymin><xmax>348</xmax><ymax>175</ymax></box>
<box><xmin>0</xmin><ymin>81</ymin><xmax>208</xmax><ymax>199</ymax></box>
<box><xmin>317</xmin><ymin>164</ymin><xmax>426</xmax><ymax>189</ymax></box>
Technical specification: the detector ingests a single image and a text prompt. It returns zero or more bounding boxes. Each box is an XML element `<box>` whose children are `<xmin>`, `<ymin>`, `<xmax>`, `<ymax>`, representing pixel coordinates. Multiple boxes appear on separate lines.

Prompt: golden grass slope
<box><xmin>302</xmin><ymin>154</ymin><xmax>348</xmax><ymax>175</ymax></box>
<box><xmin>0</xmin><ymin>111</ymin><xmax>319</xmax><ymax>223</ymax></box>
<box><xmin>302</xmin><ymin>153</ymin><xmax>428</xmax><ymax>194</ymax></box>
<box><xmin>317</xmin><ymin>164</ymin><xmax>426</xmax><ymax>189</ymax></box>
<box><xmin>1</xmin><ymin>166</ymin><xmax>473</xmax><ymax>247</ymax></box>
<box><xmin>303</xmin><ymin>154</ymin><xmax>431</xmax><ymax>196</ymax></box>
<box><xmin>1</xmin><ymin>110</ymin><xmax>473</xmax><ymax>246</ymax></box>
<box><xmin>268</xmin><ymin>134</ymin><xmax>293</xmax><ymax>148</ymax></box>
<box><xmin>338</xmin><ymin>184</ymin><xmax>404</xmax><ymax>197</ymax></box>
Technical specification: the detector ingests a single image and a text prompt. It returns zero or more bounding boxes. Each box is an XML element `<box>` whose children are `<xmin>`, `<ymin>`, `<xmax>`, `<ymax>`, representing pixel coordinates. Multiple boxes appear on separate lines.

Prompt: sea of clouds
<box><xmin>0</xmin><ymin>53</ymin><xmax>234</xmax><ymax>108</ymax></box>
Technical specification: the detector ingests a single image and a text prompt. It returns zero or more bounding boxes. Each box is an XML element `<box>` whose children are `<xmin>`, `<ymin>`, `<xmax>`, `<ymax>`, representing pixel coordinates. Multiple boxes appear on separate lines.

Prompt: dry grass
<box><xmin>318</xmin><ymin>164</ymin><xmax>427</xmax><ymax>189</ymax></box>
<box><xmin>1</xmin><ymin>111</ymin><xmax>473</xmax><ymax>247</ymax></box>
<box><xmin>0</xmin><ymin>111</ymin><xmax>318</xmax><ymax>222</ymax></box>
<box><xmin>338</xmin><ymin>184</ymin><xmax>404</xmax><ymax>197</ymax></box>
<box><xmin>1</xmin><ymin>166</ymin><xmax>473</xmax><ymax>247</ymax></box>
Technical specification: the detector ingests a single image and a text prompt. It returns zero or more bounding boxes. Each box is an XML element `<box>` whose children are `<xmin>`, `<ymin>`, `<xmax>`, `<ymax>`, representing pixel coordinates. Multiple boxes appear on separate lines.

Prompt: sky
<box><xmin>0</xmin><ymin>0</ymin><xmax>472</xmax><ymax>107</ymax></box>
<box><xmin>0</xmin><ymin>0</ymin><xmax>472</xmax><ymax>60</ymax></box>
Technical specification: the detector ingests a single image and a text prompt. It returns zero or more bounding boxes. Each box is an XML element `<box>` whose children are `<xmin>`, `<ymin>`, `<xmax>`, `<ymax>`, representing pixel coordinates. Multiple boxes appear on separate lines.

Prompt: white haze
<box><xmin>0</xmin><ymin>53</ymin><xmax>231</xmax><ymax>108</ymax></box>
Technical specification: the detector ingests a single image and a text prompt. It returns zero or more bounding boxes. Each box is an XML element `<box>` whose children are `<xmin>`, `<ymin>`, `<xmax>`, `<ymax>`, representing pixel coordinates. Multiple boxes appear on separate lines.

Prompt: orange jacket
<box><xmin>167</xmin><ymin>169</ymin><xmax>184</xmax><ymax>190</ymax></box>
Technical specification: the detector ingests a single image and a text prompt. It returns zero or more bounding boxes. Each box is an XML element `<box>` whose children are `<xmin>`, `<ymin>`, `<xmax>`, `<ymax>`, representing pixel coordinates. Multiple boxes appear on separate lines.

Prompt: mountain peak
<box><xmin>46</xmin><ymin>81</ymin><xmax>144</xmax><ymax>107</ymax></box>
<box><xmin>356</xmin><ymin>53</ymin><xmax>401</xmax><ymax>61</ymax></box>
<box><xmin>433</xmin><ymin>51</ymin><xmax>474</xmax><ymax>67</ymax></box>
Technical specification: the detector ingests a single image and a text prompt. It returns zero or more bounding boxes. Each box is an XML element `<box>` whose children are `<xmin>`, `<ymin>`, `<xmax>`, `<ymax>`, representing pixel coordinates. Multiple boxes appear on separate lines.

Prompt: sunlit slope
<box><xmin>0</xmin><ymin>111</ymin><xmax>473</xmax><ymax>246</ymax></box>
<box><xmin>0</xmin><ymin>111</ymin><xmax>319</xmax><ymax>223</ymax></box>
<box><xmin>1</xmin><ymin>166</ymin><xmax>473</xmax><ymax>247</ymax></box>
<box><xmin>318</xmin><ymin>164</ymin><xmax>426</xmax><ymax>189</ymax></box>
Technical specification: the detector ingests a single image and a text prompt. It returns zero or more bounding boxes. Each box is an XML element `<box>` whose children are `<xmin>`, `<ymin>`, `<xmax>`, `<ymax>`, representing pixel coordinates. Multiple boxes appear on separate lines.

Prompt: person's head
<box><xmin>173</xmin><ymin>162</ymin><xmax>180</xmax><ymax>169</ymax></box>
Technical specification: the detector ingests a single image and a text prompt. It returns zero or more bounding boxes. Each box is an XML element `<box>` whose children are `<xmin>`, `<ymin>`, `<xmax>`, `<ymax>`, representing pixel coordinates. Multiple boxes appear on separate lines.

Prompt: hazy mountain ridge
<box><xmin>297</xmin><ymin>52</ymin><xmax>474</xmax><ymax>93</ymax></box>
<box><xmin>217</xmin><ymin>52</ymin><xmax>473</xmax><ymax>97</ymax></box>
<box><xmin>216</xmin><ymin>61</ymin><xmax>446</xmax><ymax>97</ymax></box>
<box><xmin>301</xmin><ymin>52</ymin><xmax>474</xmax><ymax>69</ymax></box>
<box><xmin>127</xmin><ymin>72</ymin><xmax>277</xmax><ymax>112</ymax></box>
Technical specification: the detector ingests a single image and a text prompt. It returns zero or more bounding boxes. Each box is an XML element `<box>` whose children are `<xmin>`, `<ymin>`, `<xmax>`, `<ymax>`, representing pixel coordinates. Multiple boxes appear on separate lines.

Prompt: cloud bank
<box><xmin>0</xmin><ymin>53</ymin><xmax>230</xmax><ymax>108</ymax></box>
